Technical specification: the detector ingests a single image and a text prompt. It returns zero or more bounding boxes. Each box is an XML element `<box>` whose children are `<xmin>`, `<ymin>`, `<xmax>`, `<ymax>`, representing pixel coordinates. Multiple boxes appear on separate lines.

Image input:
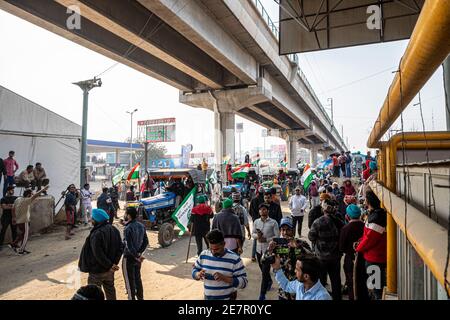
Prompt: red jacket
<box><xmin>356</xmin><ymin>208</ymin><xmax>387</xmax><ymax>263</ymax></box>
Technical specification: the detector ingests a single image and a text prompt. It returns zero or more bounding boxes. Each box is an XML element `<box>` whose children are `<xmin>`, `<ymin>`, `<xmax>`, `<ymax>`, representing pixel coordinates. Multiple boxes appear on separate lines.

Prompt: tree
<box><xmin>124</xmin><ymin>137</ymin><xmax>167</xmax><ymax>166</ymax></box>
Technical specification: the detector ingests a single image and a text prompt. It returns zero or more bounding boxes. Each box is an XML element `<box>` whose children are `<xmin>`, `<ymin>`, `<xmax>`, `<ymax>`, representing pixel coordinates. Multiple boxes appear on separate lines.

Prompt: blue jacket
<box><xmin>123</xmin><ymin>219</ymin><xmax>149</xmax><ymax>260</ymax></box>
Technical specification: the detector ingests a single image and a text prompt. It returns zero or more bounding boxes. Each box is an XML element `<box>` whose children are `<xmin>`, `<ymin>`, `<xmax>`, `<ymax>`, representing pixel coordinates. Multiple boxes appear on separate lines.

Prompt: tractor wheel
<box><xmin>158</xmin><ymin>222</ymin><xmax>174</xmax><ymax>248</ymax></box>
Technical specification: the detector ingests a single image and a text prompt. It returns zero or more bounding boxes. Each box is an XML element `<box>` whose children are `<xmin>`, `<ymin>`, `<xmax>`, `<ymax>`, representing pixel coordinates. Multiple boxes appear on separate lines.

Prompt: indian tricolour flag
<box><xmin>302</xmin><ymin>164</ymin><xmax>314</xmax><ymax>191</ymax></box>
<box><xmin>232</xmin><ymin>163</ymin><xmax>250</xmax><ymax>179</ymax></box>
<box><xmin>127</xmin><ymin>162</ymin><xmax>140</xmax><ymax>181</ymax></box>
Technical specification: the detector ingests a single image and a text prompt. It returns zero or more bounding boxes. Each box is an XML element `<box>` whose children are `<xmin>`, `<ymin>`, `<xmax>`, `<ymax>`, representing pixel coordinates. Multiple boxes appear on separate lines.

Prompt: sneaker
<box><xmin>8</xmin><ymin>244</ymin><xmax>17</xmax><ymax>252</ymax></box>
<box><xmin>72</xmin><ymin>225</ymin><xmax>78</xmax><ymax>228</ymax></box>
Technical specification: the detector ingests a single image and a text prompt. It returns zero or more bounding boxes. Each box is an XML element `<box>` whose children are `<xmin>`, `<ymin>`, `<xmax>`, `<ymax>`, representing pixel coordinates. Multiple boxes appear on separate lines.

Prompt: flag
<box><xmin>127</xmin><ymin>162</ymin><xmax>140</xmax><ymax>181</ymax></box>
<box><xmin>171</xmin><ymin>186</ymin><xmax>197</xmax><ymax>236</ymax></box>
<box><xmin>302</xmin><ymin>164</ymin><xmax>314</xmax><ymax>191</ymax></box>
<box><xmin>209</xmin><ymin>169</ymin><xmax>217</xmax><ymax>184</ymax></box>
<box><xmin>112</xmin><ymin>167</ymin><xmax>125</xmax><ymax>186</ymax></box>
<box><xmin>251</xmin><ymin>154</ymin><xmax>260</xmax><ymax>166</ymax></box>
<box><xmin>232</xmin><ymin>163</ymin><xmax>250</xmax><ymax>179</ymax></box>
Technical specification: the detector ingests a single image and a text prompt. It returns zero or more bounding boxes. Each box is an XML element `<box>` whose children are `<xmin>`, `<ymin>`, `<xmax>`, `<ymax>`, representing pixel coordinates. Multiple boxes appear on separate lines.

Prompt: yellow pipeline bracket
<box><xmin>369</xmin><ymin>181</ymin><xmax>450</xmax><ymax>297</ymax></box>
<box><xmin>367</xmin><ymin>0</ymin><xmax>450</xmax><ymax>148</ymax></box>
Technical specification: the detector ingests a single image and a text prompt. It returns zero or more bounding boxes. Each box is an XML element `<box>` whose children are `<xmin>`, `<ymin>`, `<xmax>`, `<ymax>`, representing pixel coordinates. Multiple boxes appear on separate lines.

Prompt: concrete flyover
<box><xmin>0</xmin><ymin>0</ymin><xmax>347</xmax><ymax>168</ymax></box>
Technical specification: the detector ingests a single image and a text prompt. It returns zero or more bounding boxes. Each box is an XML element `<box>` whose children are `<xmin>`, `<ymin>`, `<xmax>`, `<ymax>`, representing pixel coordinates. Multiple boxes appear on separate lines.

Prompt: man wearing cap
<box><xmin>212</xmin><ymin>198</ymin><xmax>243</xmax><ymax>254</ymax></box>
<box><xmin>308</xmin><ymin>198</ymin><xmax>344</xmax><ymax>300</ymax></box>
<box><xmin>252</xmin><ymin>203</ymin><xmax>280</xmax><ymax>300</ymax></box>
<box><xmin>289</xmin><ymin>187</ymin><xmax>308</xmax><ymax>238</ymax></box>
<box><xmin>266</xmin><ymin>216</ymin><xmax>312</xmax><ymax>300</ymax></box>
<box><xmin>231</xmin><ymin>192</ymin><xmax>251</xmax><ymax>245</ymax></box>
<box><xmin>249</xmin><ymin>186</ymin><xmax>265</xmax><ymax>261</ymax></box>
<box><xmin>308</xmin><ymin>180</ymin><xmax>320</xmax><ymax>209</ymax></box>
<box><xmin>0</xmin><ymin>185</ymin><xmax>18</xmax><ymax>251</ymax></box>
<box><xmin>191</xmin><ymin>195</ymin><xmax>214</xmax><ymax>256</ymax></box>
<box><xmin>78</xmin><ymin>208</ymin><xmax>123</xmax><ymax>300</ymax></box>
<box><xmin>339</xmin><ymin>204</ymin><xmax>365</xmax><ymax>300</ymax></box>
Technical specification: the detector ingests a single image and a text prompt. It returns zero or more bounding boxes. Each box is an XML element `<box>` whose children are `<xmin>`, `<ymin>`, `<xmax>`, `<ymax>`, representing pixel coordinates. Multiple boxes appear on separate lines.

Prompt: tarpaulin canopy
<box><xmin>0</xmin><ymin>85</ymin><xmax>81</xmax><ymax>212</ymax></box>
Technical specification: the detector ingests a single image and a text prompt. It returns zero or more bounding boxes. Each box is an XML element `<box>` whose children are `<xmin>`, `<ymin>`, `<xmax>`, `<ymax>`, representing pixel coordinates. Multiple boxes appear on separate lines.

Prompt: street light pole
<box><xmin>126</xmin><ymin>108</ymin><xmax>138</xmax><ymax>168</ymax></box>
<box><xmin>327</xmin><ymin>97</ymin><xmax>334</xmax><ymax>128</ymax></box>
<box><xmin>73</xmin><ymin>77</ymin><xmax>102</xmax><ymax>189</ymax></box>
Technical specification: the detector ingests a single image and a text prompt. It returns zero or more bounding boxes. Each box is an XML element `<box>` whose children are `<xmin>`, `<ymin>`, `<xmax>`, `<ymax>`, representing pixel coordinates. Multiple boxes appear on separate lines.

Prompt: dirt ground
<box><xmin>0</xmin><ymin>201</ymin><xmax>311</xmax><ymax>300</ymax></box>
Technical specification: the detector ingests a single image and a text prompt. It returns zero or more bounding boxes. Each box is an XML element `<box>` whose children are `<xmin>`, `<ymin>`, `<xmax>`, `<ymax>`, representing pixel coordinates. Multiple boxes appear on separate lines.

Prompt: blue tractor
<box><xmin>130</xmin><ymin>168</ymin><xmax>210</xmax><ymax>247</ymax></box>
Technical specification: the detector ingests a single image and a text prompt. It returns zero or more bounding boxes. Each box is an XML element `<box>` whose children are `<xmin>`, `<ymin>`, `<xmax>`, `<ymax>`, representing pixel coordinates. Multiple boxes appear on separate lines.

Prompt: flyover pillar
<box><xmin>285</xmin><ymin>136</ymin><xmax>298</xmax><ymax>169</ymax></box>
<box><xmin>309</xmin><ymin>144</ymin><xmax>320</xmax><ymax>167</ymax></box>
<box><xmin>220</xmin><ymin>112</ymin><xmax>235</xmax><ymax>165</ymax></box>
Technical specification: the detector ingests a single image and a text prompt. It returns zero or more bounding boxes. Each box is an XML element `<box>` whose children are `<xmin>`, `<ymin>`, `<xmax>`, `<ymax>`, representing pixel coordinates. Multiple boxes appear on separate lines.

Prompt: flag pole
<box><xmin>185</xmin><ymin>222</ymin><xmax>193</xmax><ymax>263</ymax></box>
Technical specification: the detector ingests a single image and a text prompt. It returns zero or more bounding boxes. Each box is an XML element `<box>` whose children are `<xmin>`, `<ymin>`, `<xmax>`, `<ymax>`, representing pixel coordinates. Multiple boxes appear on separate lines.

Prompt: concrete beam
<box><xmin>1</xmin><ymin>0</ymin><xmax>197</xmax><ymax>90</ymax></box>
<box><xmin>138</xmin><ymin>0</ymin><xmax>258</xmax><ymax>84</ymax></box>
<box><xmin>179</xmin><ymin>78</ymin><xmax>272</xmax><ymax>112</ymax></box>
<box><xmin>56</xmin><ymin>0</ymin><xmax>232</xmax><ymax>89</ymax></box>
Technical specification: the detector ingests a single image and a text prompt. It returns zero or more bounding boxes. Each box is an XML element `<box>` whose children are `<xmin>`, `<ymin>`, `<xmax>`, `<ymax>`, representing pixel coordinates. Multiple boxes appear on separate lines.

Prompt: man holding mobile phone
<box><xmin>192</xmin><ymin>229</ymin><xmax>248</xmax><ymax>300</ymax></box>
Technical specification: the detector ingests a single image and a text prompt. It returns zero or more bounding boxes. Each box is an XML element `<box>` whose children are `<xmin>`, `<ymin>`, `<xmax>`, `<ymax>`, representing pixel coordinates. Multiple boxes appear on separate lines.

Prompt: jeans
<box><xmin>365</xmin><ymin>261</ymin><xmax>386</xmax><ymax>300</ymax></box>
<box><xmin>88</xmin><ymin>271</ymin><xmax>116</xmax><ymax>300</ymax></box>
<box><xmin>122</xmin><ymin>257</ymin><xmax>144</xmax><ymax>300</ymax></box>
<box><xmin>291</xmin><ymin>215</ymin><xmax>304</xmax><ymax>237</ymax></box>
<box><xmin>2</xmin><ymin>176</ymin><xmax>15</xmax><ymax>197</ymax></box>
<box><xmin>0</xmin><ymin>213</ymin><xmax>17</xmax><ymax>247</ymax></box>
<box><xmin>256</xmin><ymin>252</ymin><xmax>272</xmax><ymax>297</ymax></box>
<box><xmin>319</xmin><ymin>258</ymin><xmax>342</xmax><ymax>301</ymax></box>
<box><xmin>345</xmin><ymin>163</ymin><xmax>352</xmax><ymax>177</ymax></box>
<box><xmin>251</xmin><ymin>239</ymin><xmax>257</xmax><ymax>259</ymax></box>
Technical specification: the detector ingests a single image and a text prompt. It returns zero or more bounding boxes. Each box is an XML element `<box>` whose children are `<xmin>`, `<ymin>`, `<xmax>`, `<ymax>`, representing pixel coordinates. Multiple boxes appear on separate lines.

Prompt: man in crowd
<box><xmin>64</xmin><ymin>184</ymin><xmax>78</xmax><ymax>240</ymax></box>
<box><xmin>339</xmin><ymin>204</ymin><xmax>365</xmax><ymax>300</ymax></box>
<box><xmin>271</xmin><ymin>254</ymin><xmax>331</xmax><ymax>300</ymax></box>
<box><xmin>0</xmin><ymin>185</ymin><xmax>17</xmax><ymax>251</ymax></box>
<box><xmin>332</xmin><ymin>154</ymin><xmax>339</xmax><ymax>177</ymax></box>
<box><xmin>71</xmin><ymin>285</ymin><xmax>105</xmax><ymax>301</ymax></box>
<box><xmin>231</xmin><ymin>192</ymin><xmax>251</xmax><ymax>245</ymax></box>
<box><xmin>264</xmin><ymin>191</ymin><xmax>282</xmax><ymax>226</ymax></box>
<box><xmin>354</xmin><ymin>151</ymin><xmax>364</xmax><ymax>177</ymax></box>
<box><xmin>289</xmin><ymin>187</ymin><xmax>307</xmax><ymax>238</ymax></box>
<box><xmin>308</xmin><ymin>180</ymin><xmax>320</xmax><ymax>209</ymax></box>
<box><xmin>97</xmin><ymin>187</ymin><xmax>114</xmax><ymax>224</ymax></box>
<box><xmin>78</xmin><ymin>208</ymin><xmax>123</xmax><ymax>300</ymax></box>
<box><xmin>345</xmin><ymin>151</ymin><xmax>352</xmax><ymax>178</ymax></box>
<box><xmin>249</xmin><ymin>186</ymin><xmax>265</xmax><ymax>262</ymax></box>
<box><xmin>308</xmin><ymin>198</ymin><xmax>344</xmax><ymax>300</ymax></box>
<box><xmin>80</xmin><ymin>183</ymin><xmax>93</xmax><ymax>226</ymax></box>
<box><xmin>191</xmin><ymin>195</ymin><xmax>214</xmax><ymax>256</ymax></box>
<box><xmin>16</xmin><ymin>165</ymin><xmax>35</xmax><ymax>189</ymax></box>
<box><xmin>356</xmin><ymin>190</ymin><xmax>387</xmax><ymax>300</ymax></box>
<box><xmin>252</xmin><ymin>203</ymin><xmax>280</xmax><ymax>300</ymax></box>
<box><xmin>192</xmin><ymin>229</ymin><xmax>247</xmax><ymax>300</ymax></box>
<box><xmin>110</xmin><ymin>186</ymin><xmax>120</xmax><ymax>219</ymax></box>
<box><xmin>338</xmin><ymin>151</ymin><xmax>347</xmax><ymax>178</ymax></box>
<box><xmin>126</xmin><ymin>185</ymin><xmax>137</xmax><ymax>202</ymax></box>
<box><xmin>0</xmin><ymin>157</ymin><xmax>6</xmax><ymax>195</ymax></box>
<box><xmin>33</xmin><ymin>162</ymin><xmax>47</xmax><ymax>191</ymax></box>
<box><xmin>308</xmin><ymin>193</ymin><xmax>330</xmax><ymax>229</ymax></box>
<box><xmin>212</xmin><ymin>198</ymin><xmax>243</xmax><ymax>254</ymax></box>
<box><xmin>2</xmin><ymin>151</ymin><xmax>19</xmax><ymax>197</ymax></box>
<box><xmin>11</xmin><ymin>185</ymin><xmax>49</xmax><ymax>254</ymax></box>
<box><xmin>265</xmin><ymin>217</ymin><xmax>312</xmax><ymax>300</ymax></box>
<box><xmin>122</xmin><ymin>207</ymin><xmax>148</xmax><ymax>300</ymax></box>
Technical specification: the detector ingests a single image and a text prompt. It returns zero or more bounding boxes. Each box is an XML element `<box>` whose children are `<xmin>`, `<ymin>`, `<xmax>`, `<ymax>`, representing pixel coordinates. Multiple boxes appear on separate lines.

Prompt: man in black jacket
<box><xmin>97</xmin><ymin>187</ymin><xmax>114</xmax><ymax>224</ymax></box>
<box><xmin>122</xmin><ymin>207</ymin><xmax>149</xmax><ymax>300</ymax></box>
<box><xmin>78</xmin><ymin>208</ymin><xmax>123</xmax><ymax>300</ymax></box>
<box><xmin>263</xmin><ymin>192</ymin><xmax>282</xmax><ymax>226</ymax></box>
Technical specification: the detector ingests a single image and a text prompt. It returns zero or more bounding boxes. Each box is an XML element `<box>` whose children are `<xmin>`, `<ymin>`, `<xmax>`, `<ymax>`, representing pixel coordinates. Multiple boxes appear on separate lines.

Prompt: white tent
<box><xmin>0</xmin><ymin>85</ymin><xmax>81</xmax><ymax>211</ymax></box>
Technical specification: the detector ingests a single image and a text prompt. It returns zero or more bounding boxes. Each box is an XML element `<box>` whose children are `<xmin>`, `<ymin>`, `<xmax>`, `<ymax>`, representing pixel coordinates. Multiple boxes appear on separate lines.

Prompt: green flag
<box><xmin>112</xmin><ymin>167</ymin><xmax>125</xmax><ymax>186</ymax></box>
<box><xmin>171</xmin><ymin>186</ymin><xmax>197</xmax><ymax>236</ymax></box>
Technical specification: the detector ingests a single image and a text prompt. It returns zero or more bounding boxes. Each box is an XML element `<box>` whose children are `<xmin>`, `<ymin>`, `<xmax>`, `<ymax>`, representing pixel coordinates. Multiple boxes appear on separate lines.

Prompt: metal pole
<box><xmin>130</xmin><ymin>112</ymin><xmax>133</xmax><ymax>168</ymax></box>
<box><xmin>73</xmin><ymin>77</ymin><xmax>101</xmax><ymax>189</ymax></box>
<box><xmin>443</xmin><ymin>56</ymin><xmax>450</xmax><ymax>130</ymax></box>
<box><xmin>80</xmin><ymin>89</ymin><xmax>89</xmax><ymax>188</ymax></box>
<box><xmin>239</xmin><ymin>132</ymin><xmax>241</xmax><ymax>164</ymax></box>
<box><xmin>144</xmin><ymin>141</ymin><xmax>149</xmax><ymax>174</ymax></box>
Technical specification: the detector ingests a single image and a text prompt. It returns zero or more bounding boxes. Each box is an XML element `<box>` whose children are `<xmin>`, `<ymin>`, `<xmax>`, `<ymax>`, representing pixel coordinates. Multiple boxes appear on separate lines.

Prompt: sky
<box><xmin>0</xmin><ymin>1</ymin><xmax>446</xmax><ymax>158</ymax></box>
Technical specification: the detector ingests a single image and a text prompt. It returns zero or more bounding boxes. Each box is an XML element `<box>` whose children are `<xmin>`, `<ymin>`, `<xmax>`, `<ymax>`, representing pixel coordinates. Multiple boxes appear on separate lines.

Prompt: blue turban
<box><xmin>92</xmin><ymin>208</ymin><xmax>109</xmax><ymax>223</ymax></box>
<box><xmin>369</xmin><ymin>161</ymin><xmax>378</xmax><ymax>171</ymax></box>
<box><xmin>346</xmin><ymin>204</ymin><xmax>361</xmax><ymax>219</ymax></box>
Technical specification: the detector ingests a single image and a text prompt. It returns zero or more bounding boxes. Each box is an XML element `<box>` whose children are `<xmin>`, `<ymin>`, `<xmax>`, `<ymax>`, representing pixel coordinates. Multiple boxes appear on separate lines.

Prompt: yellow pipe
<box><xmin>369</xmin><ymin>181</ymin><xmax>450</xmax><ymax>296</ymax></box>
<box><xmin>367</xmin><ymin>0</ymin><xmax>450</xmax><ymax>148</ymax></box>
<box><xmin>383</xmin><ymin>132</ymin><xmax>450</xmax><ymax>294</ymax></box>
